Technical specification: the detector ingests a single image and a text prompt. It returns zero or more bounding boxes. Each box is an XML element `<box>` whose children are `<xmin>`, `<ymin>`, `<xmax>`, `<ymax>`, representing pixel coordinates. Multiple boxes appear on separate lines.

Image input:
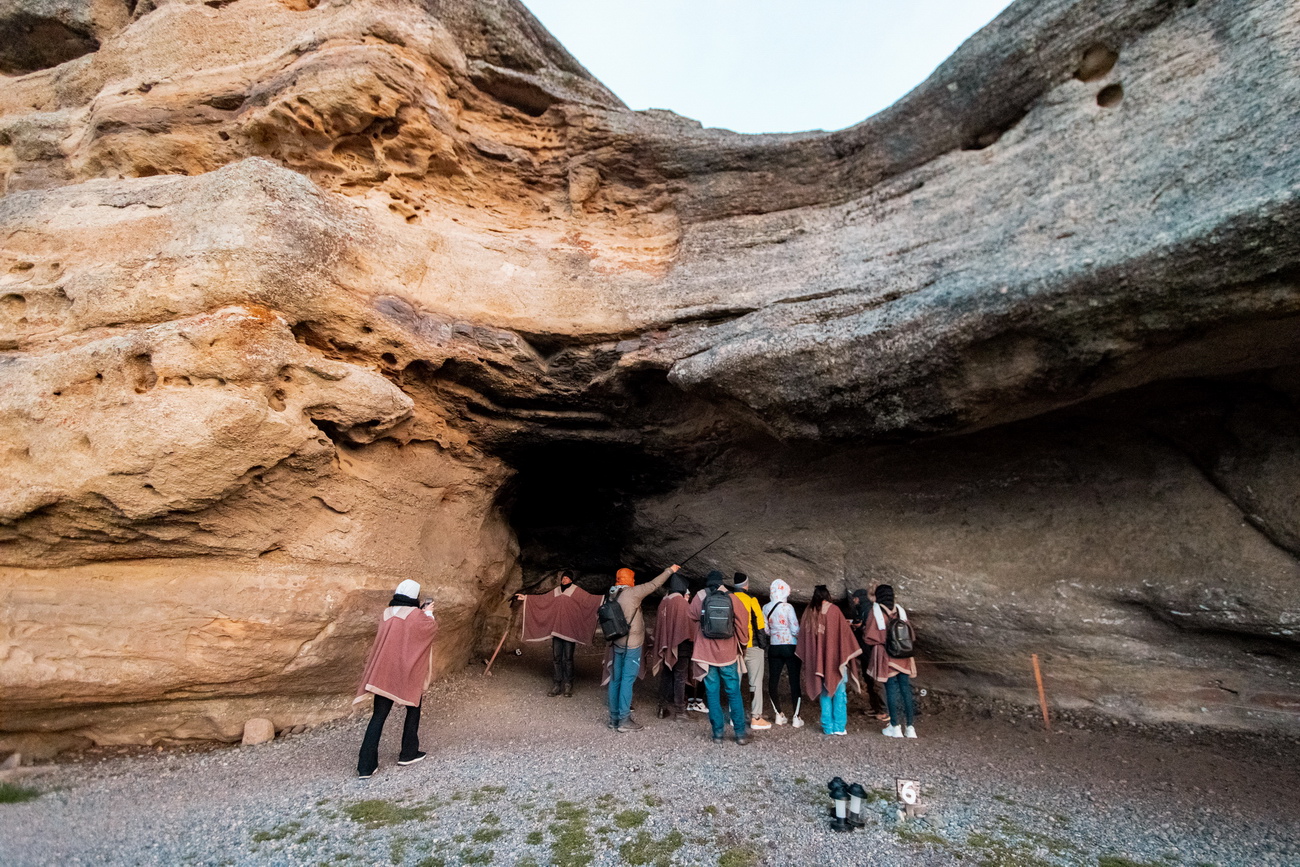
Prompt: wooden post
<box><xmin>483</xmin><ymin>607</ymin><xmax>516</xmax><ymax>676</ymax></box>
<box><xmin>1031</xmin><ymin>653</ymin><xmax>1051</xmax><ymax>732</ymax></box>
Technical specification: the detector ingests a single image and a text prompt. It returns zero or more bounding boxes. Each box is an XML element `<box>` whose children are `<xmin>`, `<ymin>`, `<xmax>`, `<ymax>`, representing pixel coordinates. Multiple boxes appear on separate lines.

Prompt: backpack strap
<box><xmin>872</xmin><ymin>602</ymin><xmax>886</xmax><ymax>631</ymax></box>
<box><xmin>896</xmin><ymin>605</ymin><xmax>908</xmax><ymax>622</ymax></box>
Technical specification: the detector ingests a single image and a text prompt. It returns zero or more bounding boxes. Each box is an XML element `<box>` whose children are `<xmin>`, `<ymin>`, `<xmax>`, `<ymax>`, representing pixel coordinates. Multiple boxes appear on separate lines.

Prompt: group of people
<box><xmin>515</xmin><ymin>566</ymin><xmax>920</xmax><ymax>744</ymax></box>
<box><xmin>350</xmin><ymin>568</ymin><xmax>919</xmax><ymax>776</ymax></box>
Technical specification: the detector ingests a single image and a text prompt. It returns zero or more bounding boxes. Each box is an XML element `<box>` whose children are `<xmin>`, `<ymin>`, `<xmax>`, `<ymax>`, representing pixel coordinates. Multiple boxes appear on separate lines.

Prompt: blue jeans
<box><xmin>885</xmin><ymin>673</ymin><xmax>915</xmax><ymax>727</ymax></box>
<box><xmin>608</xmin><ymin>645</ymin><xmax>641</xmax><ymax>725</ymax></box>
<box><xmin>702</xmin><ymin>662</ymin><xmax>748</xmax><ymax>739</ymax></box>
<box><xmin>819</xmin><ymin>679</ymin><xmax>847</xmax><ymax>734</ymax></box>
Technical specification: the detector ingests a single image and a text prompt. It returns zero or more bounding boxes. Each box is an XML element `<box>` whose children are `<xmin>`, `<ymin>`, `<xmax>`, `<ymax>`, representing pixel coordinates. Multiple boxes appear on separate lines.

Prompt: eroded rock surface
<box><xmin>1</xmin><ymin>0</ymin><xmax>1298</xmax><ymax>751</ymax></box>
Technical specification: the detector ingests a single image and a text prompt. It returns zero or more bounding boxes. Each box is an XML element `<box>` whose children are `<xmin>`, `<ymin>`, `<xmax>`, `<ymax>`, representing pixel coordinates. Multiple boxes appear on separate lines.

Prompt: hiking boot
<box><xmin>397</xmin><ymin>751</ymin><xmax>426</xmax><ymax>766</ymax></box>
<box><xmin>882</xmin><ymin>724</ymin><xmax>903</xmax><ymax>738</ymax></box>
<box><xmin>548</xmin><ymin>684</ymin><xmax>563</xmax><ymax>697</ymax></box>
<box><xmin>711</xmin><ymin>735</ymin><xmax>724</xmax><ymax>744</ymax></box>
<box><xmin>750</xmin><ymin>717</ymin><xmax>772</xmax><ymax>731</ymax></box>
<box><xmin>904</xmin><ymin>725</ymin><xmax>917</xmax><ymax>739</ymax></box>
<box><xmin>616</xmin><ymin>717</ymin><xmax>644</xmax><ymax>733</ymax></box>
<box><xmin>657</xmin><ymin>707</ymin><xmax>670</xmax><ymax>719</ymax></box>
<box><xmin>735</xmin><ymin>735</ymin><xmax>751</xmax><ymax>746</ymax></box>
<box><xmin>563</xmin><ymin>683</ymin><xmax>574</xmax><ymax>698</ymax></box>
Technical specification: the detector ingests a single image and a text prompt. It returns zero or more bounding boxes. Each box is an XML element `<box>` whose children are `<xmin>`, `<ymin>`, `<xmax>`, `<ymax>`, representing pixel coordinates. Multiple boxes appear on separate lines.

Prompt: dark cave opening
<box><xmin>500</xmin><ymin>440</ymin><xmax>687</xmax><ymax>593</ymax></box>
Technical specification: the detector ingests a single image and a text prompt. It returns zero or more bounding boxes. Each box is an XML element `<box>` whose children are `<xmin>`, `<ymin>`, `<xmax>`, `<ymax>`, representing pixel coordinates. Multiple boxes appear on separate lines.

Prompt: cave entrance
<box><xmin>500</xmin><ymin>440</ymin><xmax>683</xmax><ymax>591</ymax></box>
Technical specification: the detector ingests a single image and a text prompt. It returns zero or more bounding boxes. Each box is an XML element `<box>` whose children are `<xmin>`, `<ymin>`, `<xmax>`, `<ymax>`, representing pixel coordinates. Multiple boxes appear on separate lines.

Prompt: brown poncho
<box><xmin>354</xmin><ymin>606</ymin><xmax>440</xmax><ymax>707</ymax></box>
<box><xmin>796</xmin><ymin>600</ymin><xmax>862</xmax><ymax>699</ymax></box>
<box><xmin>519</xmin><ymin>584</ymin><xmax>602</xmax><ymax>644</ymax></box>
<box><xmin>861</xmin><ymin>602</ymin><xmax>918</xmax><ymax>681</ymax></box>
<box><xmin>649</xmin><ymin>591</ymin><xmax>693</xmax><ymax>676</ymax></box>
<box><xmin>687</xmin><ymin>589</ymin><xmax>750</xmax><ymax>681</ymax></box>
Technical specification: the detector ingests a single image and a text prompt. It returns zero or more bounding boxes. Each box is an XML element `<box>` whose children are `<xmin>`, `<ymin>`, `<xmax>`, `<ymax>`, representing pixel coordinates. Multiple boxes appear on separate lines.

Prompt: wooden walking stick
<box><xmin>483</xmin><ymin>602</ymin><xmax>518</xmax><ymax>676</ymax></box>
<box><xmin>1031</xmin><ymin>653</ymin><xmax>1051</xmax><ymax>732</ymax></box>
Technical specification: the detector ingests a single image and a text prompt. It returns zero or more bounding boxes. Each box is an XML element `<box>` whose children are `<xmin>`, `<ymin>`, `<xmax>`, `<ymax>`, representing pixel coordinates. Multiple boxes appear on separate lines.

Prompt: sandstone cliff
<box><xmin>2</xmin><ymin>0</ymin><xmax>1298</xmax><ymax>753</ymax></box>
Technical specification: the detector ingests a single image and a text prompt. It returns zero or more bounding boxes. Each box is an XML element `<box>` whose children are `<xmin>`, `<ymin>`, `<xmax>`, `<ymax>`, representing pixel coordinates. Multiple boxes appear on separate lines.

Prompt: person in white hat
<box><xmin>354</xmin><ymin>579</ymin><xmax>439</xmax><ymax>778</ymax></box>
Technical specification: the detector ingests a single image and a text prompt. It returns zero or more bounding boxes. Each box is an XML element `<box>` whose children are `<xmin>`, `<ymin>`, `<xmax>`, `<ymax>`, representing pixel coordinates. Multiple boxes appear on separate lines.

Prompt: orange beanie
<box><xmin>615</xmin><ymin>568</ymin><xmax>635</xmax><ymax>586</ymax></box>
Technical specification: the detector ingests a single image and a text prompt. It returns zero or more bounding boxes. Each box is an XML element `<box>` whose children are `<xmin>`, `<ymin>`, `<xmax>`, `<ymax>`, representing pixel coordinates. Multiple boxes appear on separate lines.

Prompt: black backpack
<box><xmin>885</xmin><ymin>615</ymin><xmax>915</xmax><ymax>659</ymax></box>
<box><xmin>700</xmin><ymin>589</ymin><xmax>735</xmax><ymax>640</ymax></box>
<box><xmin>598</xmin><ymin>588</ymin><xmax>630</xmax><ymax>641</ymax></box>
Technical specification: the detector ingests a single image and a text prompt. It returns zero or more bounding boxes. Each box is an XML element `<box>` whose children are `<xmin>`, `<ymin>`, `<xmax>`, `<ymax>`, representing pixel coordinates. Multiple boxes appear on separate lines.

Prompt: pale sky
<box><xmin>523</xmin><ymin>0</ymin><xmax>1016</xmax><ymax>134</ymax></box>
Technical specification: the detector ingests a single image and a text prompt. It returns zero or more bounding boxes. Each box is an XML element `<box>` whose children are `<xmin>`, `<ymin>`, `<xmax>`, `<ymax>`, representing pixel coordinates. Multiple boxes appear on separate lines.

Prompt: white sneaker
<box><xmin>775</xmin><ymin>712</ymin><xmax>788</xmax><ymax>726</ymax></box>
<box><xmin>905</xmin><ymin>725</ymin><xmax>917</xmax><ymax>739</ymax></box>
<box><xmin>882</xmin><ymin>724</ymin><xmax>904</xmax><ymax>738</ymax></box>
<box><xmin>792</xmin><ymin>715</ymin><xmax>805</xmax><ymax>728</ymax></box>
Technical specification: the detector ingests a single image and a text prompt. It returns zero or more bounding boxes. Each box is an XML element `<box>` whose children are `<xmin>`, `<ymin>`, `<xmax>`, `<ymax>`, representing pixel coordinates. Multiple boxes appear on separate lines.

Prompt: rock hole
<box><xmin>310</xmin><ymin>418</ymin><xmax>346</xmax><ymax>445</ymax></box>
<box><xmin>381</xmin><ymin>352</ymin><xmax>397</xmax><ymax>365</ymax></box>
<box><xmin>268</xmin><ymin>389</ymin><xmax>287</xmax><ymax>411</ymax></box>
<box><xmin>1097</xmin><ymin>83</ymin><xmax>1124</xmax><ymax>108</ymax></box>
<box><xmin>0</xmin><ymin>293</ymin><xmax>26</xmax><ymax>315</ymax></box>
<box><xmin>135</xmin><ymin>166</ymin><xmax>160</xmax><ymax>178</ymax></box>
<box><xmin>360</xmin><ymin>325</ymin><xmax>373</xmax><ymax>334</ymax></box>
<box><xmin>11</xmin><ymin>262</ymin><xmax>33</xmax><ymax>272</ymax></box>
<box><xmin>1075</xmin><ymin>45</ymin><xmax>1118</xmax><ymax>82</ymax></box>
<box><xmin>218</xmin><ymin>131</ymin><xmax>231</xmax><ymax>141</ymax></box>
<box><xmin>126</xmin><ymin>353</ymin><xmax>158</xmax><ymax>393</ymax></box>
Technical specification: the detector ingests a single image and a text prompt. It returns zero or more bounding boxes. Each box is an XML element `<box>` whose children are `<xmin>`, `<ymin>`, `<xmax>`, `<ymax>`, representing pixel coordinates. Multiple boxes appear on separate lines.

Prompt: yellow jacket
<box><xmin>732</xmin><ymin>591</ymin><xmax>766</xmax><ymax>649</ymax></box>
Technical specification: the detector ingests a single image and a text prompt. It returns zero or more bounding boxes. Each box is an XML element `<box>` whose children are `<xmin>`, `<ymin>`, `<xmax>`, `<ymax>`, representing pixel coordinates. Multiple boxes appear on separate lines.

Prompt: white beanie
<box><xmin>396</xmin><ymin>579</ymin><xmax>420</xmax><ymax>599</ymax></box>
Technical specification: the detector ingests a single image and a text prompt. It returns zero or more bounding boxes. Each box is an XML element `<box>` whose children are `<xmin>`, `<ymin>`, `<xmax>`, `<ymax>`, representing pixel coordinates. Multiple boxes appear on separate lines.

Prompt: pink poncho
<box><xmin>354</xmin><ymin>606</ymin><xmax>440</xmax><ymax>707</ymax></box>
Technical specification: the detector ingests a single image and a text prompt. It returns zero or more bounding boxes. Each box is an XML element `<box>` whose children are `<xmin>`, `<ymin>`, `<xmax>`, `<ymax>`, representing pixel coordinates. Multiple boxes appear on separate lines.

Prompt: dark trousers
<box><xmin>658</xmin><ymin>640</ymin><xmax>693</xmax><ymax>714</ymax></box>
<box><xmin>551</xmin><ymin>637</ymin><xmax>575</xmax><ymax>687</ymax></box>
<box><xmin>885</xmin><ymin>673</ymin><xmax>916</xmax><ymax>727</ymax></box>
<box><xmin>854</xmin><ymin>636</ymin><xmax>887</xmax><ymax>716</ymax></box>
<box><xmin>357</xmin><ymin>694</ymin><xmax>421</xmax><ymax>776</ymax></box>
<box><xmin>766</xmin><ymin>644</ymin><xmax>802</xmax><ymax>715</ymax></box>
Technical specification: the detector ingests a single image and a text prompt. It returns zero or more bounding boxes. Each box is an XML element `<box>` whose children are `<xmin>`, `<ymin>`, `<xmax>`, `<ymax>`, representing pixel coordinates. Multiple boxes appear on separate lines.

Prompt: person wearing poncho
<box><xmin>860</xmin><ymin>583</ymin><xmax>919</xmax><ymax>738</ymax></box>
<box><xmin>650</xmin><ymin>572</ymin><xmax>694</xmax><ymax>719</ymax></box>
<box><xmin>688</xmin><ymin>571</ymin><xmax>751</xmax><ymax>744</ymax></box>
<box><xmin>849</xmin><ymin>587</ymin><xmax>890</xmax><ymax>722</ymax></box>
<box><xmin>796</xmin><ymin>585</ymin><xmax>861</xmax><ymax>736</ymax></box>
<box><xmin>515</xmin><ymin>570</ymin><xmax>601</xmax><ymax>697</ymax></box>
<box><xmin>603</xmin><ymin>563</ymin><xmax>679</xmax><ymax>732</ymax></box>
<box><xmin>354</xmin><ymin>579</ymin><xmax>440</xmax><ymax>778</ymax></box>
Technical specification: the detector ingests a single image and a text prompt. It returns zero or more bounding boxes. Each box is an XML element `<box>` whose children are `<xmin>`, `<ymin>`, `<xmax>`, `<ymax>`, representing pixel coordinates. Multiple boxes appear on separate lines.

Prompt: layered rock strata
<box><xmin>1</xmin><ymin>0</ymin><xmax>1298</xmax><ymax>751</ymax></box>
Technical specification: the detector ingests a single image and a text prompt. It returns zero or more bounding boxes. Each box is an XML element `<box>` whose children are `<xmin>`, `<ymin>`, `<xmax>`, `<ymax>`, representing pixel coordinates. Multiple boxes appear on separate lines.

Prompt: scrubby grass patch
<box><xmin>893</xmin><ymin>822</ymin><xmax>950</xmax><ymax>850</ymax></box>
<box><xmin>717</xmin><ymin>845</ymin><xmax>760</xmax><ymax>867</ymax></box>
<box><xmin>964</xmin><ymin>831</ymin><xmax>1054</xmax><ymax>867</ymax></box>
<box><xmin>458</xmin><ymin>847</ymin><xmax>493</xmax><ymax>864</ymax></box>
<box><xmin>614</xmin><ymin>808</ymin><xmax>650</xmax><ymax>829</ymax></box>
<box><xmin>472</xmin><ymin>826</ymin><xmax>505</xmax><ymax>843</ymax></box>
<box><xmin>619</xmin><ymin>829</ymin><xmax>684</xmax><ymax>867</ymax></box>
<box><xmin>250</xmin><ymin>820</ymin><xmax>302</xmax><ymax>842</ymax></box>
<box><xmin>525</xmin><ymin>830</ymin><xmax>544</xmax><ymax>845</ymax></box>
<box><xmin>0</xmin><ymin>783</ymin><xmax>42</xmax><ymax>804</ymax></box>
<box><xmin>549</xmin><ymin>800</ymin><xmax>594</xmax><ymax>867</ymax></box>
<box><xmin>470</xmin><ymin>785</ymin><xmax>506</xmax><ymax>805</ymax></box>
<box><xmin>342</xmin><ymin>799</ymin><xmax>430</xmax><ymax>828</ymax></box>
<box><xmin>412</xmin><ymin>856</ymin><xmax>444</xmax><ymax>867</ymax></box>
<box><xmin>1098</xmin><ymin>857</ymin><xmax>1169</xmax><ymax>867</ymax></box>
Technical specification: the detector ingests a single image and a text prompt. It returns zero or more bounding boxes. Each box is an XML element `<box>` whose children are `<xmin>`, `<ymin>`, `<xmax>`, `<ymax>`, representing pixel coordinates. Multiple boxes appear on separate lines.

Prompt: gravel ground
<box><xmin>3</xmin><ymin>642</ymin><xmax>1298</xmax><ymax>867</ymax></box>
